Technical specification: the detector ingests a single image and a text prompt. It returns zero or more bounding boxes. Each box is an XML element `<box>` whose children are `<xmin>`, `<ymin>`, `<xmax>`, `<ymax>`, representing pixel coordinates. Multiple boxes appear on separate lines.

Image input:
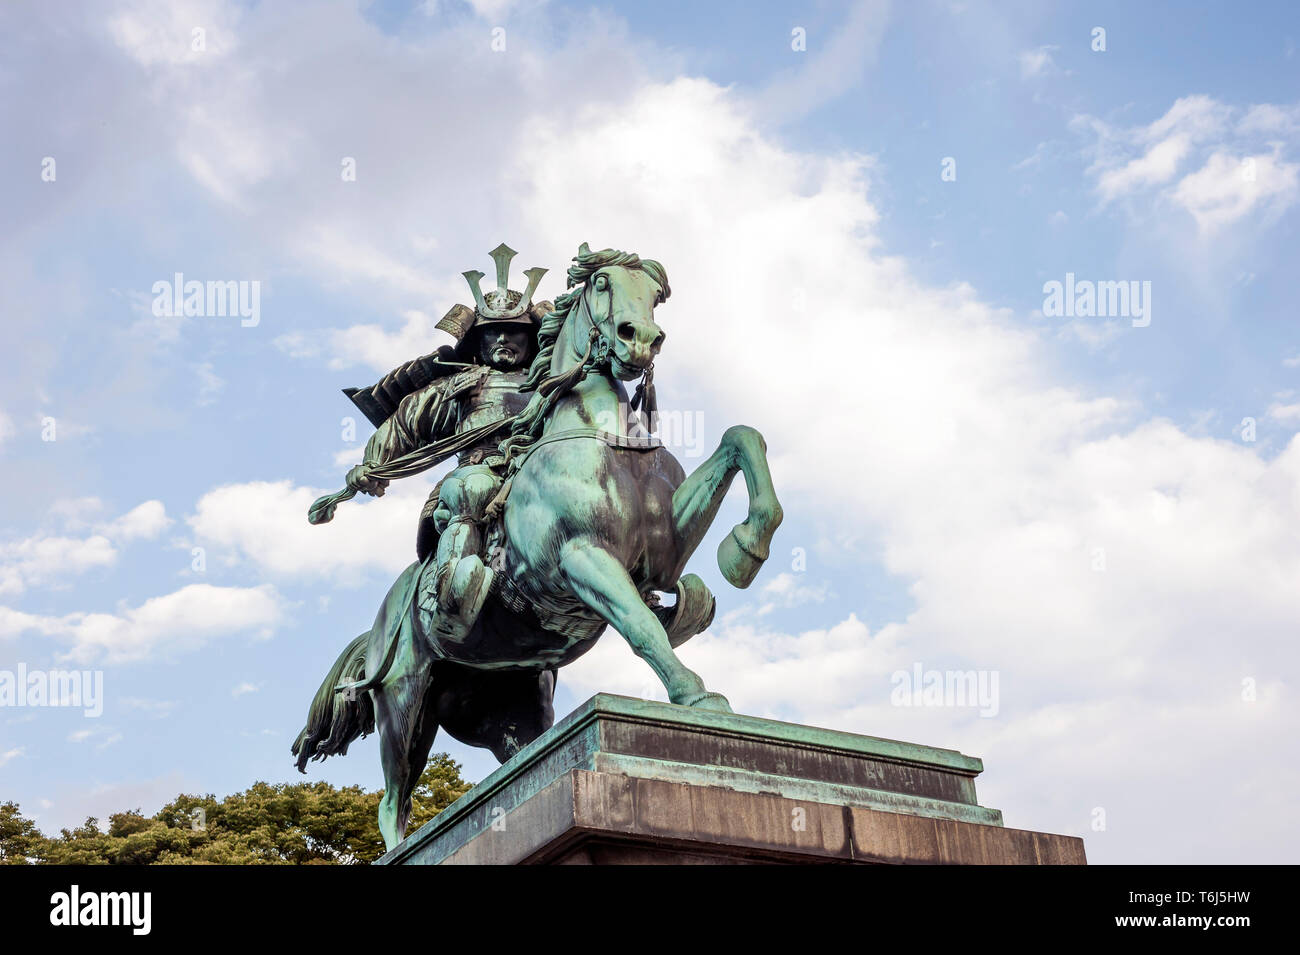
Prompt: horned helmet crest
<box><xmin>436</xmin><ymin>244</ymin><xmax>551</xmax><ymax>353</ymax></box>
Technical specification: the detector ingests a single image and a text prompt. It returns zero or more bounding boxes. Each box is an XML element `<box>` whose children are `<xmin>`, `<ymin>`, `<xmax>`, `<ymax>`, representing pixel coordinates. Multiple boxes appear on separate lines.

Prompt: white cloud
<box><xmin>0</xmin><ymin>533</ymin><xmax>116</xmax><ymax>596</ymax></box>
<box><xmin>107</xmin><ymin>0</ymin><xmax>238</xmax><ymax>68</ymax></box>
<box><xmin>188</xmin><ymin>478</ymin><xmax>436</xmax><ymax>579</ymax></box>
<box><xmin>120</xmin><ymin>697</ymin><xmax>176</xmax><ymax>717</ymax></box>
<box><xmin>757</xmin><ymin>572</ymin><xmax>831</xmax><ymax>614</ymax></box>
<box><xmin>1012</xmin><ymin>142</ymin><xmax>1051</xmax><ymax>171</ymax></box>
<box><xmin>231</xmin><ymin>682</ymin><xmax>259</xmax><ymax>697</ymax></box>
<box><xmin>1095</xmin><ymin>134</ymin><xmax>1192</xmax><ymax>201</ymax></box>
<box><xmin>1237</xmin><ymin>102</ymin><xmax>1300</xmax><ymax>136</ymax></box>
<box><xmin>513</xmin><ymin>77</ymin><xmax>1300</xmax><ymax>861</ymax></box>
<box><xmin>1077</xmin><ymin>95</ymin><xmax>1300</xmax><ymax>233</ymax></box>
<box><xmin>426</xmin><ymin>0</ymin><xmax>538</xmax><ymax>21</ymax></box>
<box><xmin>567</xmin><ymin>612</ymin><xmax>901</xmax><ymax>717</ymax></box>
<box><xmin>48</xmin><ymin>497</ymin><xmax>105</xmax><ymax>525</ymax></box>
<box><xmin>0</xmin><ymin>583</ymin><xmax>283</xmax><ymax>664</ymax></box>
<box><xmin>1267</xmin><ymin>401</ymin><xmax>1300</xmax><ymax>423</ymax></box>
<box><xmin>1172</xmin><ymin>148</ymin><xmax>1299</xmax><ymax>234</ymax></box>
<box><xmin>194</xmin><ymin>362</ymin><xmax>225</xmax><ymax>406</ymax></box>
<box><xmin>1146</xmin><ymin>94</ymin><xmax>1233</xmax><ymax>142</ymax></box>
<box><xmin>465</xmin><ymin>0</ymin><xmax>530</xmax><ymax>20</ymax></box>
<box><xmin>1056</xmin><ymin>317</ymin><xmax>1125</xmax><ymax>350</ymax></box>
<box><xmin>7</xmin><ymin>0</ymin><xmax>1295</xmax><ymax>863</ymax></box>
<box><xmin>291</xmin><ymin>226</ymin><xmax>443</xmax><ymax>300</ymax></box>
<box><xmin>307</xmin><ymin>309</ymin><xmax>453</xmax><ymax>374</ymax></box>
<box><xmin>1018</xmin><ymin>45</ymin><xmax>1059</xmax><ymax>79</ymax></box>
<box><xmin>97</xmin><ymin>500</ymin><xmax>171</xmax><ymax>542</ymax></box>
<box><xmin>0</xmin><ymin>500</ymin><xmax>172</xmax><ymax>595</ymax></box>
<box><xmin>758</xmin><ymin>1</ymin><xmax>891</xmax><ymax>122</ymax></box>
<box><xmin>0</xmin><ymin>746</ymin><xmax>23</xmax><ymax>768</ymax></box>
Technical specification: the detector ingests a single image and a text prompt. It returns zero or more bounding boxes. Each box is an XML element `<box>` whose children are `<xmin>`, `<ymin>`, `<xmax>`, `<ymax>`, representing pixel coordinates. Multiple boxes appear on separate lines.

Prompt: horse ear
<box><xmin>578</xmin><ymin>242</ymin><xmax>591</xmax><ymax>258</ymax></box>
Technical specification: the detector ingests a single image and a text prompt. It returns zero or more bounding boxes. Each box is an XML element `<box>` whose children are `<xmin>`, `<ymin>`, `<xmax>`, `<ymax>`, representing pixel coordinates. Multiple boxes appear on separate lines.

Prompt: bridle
<box><xmin>574</xmin><ymin>268</ymin><xmax>657</xmax><ymax>415</ymax></box>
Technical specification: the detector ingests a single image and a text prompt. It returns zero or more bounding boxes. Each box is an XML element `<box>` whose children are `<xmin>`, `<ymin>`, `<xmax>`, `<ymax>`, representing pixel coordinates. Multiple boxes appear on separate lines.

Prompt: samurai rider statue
<box><xmin>300</xmin><ymin>241</ymin><xmax>784</xmax><ymax>848</ymax></box>
<box><xmin>339</xmin><ymin>243</ymin><xmax>550</xmax><ymax>642</ymax></box>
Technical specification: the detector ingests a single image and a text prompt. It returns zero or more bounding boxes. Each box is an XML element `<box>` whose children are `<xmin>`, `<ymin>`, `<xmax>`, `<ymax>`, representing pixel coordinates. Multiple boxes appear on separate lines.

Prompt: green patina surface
<box><xmin>585</xmin><ymin>694</ymin><xmax>985</xmax><ymax>771</ymax></box>
<box><xmin>299</xmin><ymin>245</ymin><xmax>787</xmax><ymax>851</ymax></box>
<box><xmin>378</xmin><ymin>694</ymin><xmax>1000</xmax><ymax>865</ymax></box>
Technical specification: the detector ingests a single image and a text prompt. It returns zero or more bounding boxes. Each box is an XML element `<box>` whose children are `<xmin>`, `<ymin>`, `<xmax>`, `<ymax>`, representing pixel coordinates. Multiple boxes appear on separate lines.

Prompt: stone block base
<box><xmin>378</xmin><ymin>694</ymin><xmax>1085</xmax><ymax>865</ymax></box>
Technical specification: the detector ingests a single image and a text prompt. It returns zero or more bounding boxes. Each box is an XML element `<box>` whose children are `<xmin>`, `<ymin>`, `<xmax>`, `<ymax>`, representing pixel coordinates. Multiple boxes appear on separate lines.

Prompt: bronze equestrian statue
<box><xmin>293</xmin><ymin>243</ymin><xmax>782</xmax><ymax>850</ymax></box>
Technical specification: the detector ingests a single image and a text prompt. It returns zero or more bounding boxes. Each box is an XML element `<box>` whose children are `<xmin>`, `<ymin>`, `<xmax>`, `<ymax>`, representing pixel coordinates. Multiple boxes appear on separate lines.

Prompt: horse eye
<box><xmin>593</xmin><ymin>274</ymin><xmax>608</xmax><ymax>291</ymax></box>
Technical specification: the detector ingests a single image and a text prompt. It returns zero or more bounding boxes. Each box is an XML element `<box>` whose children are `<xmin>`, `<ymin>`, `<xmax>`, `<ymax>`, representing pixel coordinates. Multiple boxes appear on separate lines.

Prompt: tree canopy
<box><xmin>0</xmin><ymin>753</ymin><xmax>471</xmax><ymax>865</ymax></box>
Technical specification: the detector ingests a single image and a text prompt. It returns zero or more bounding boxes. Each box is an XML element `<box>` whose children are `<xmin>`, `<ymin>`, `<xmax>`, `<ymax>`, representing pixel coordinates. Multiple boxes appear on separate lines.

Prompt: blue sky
<box><xmin>2</xmin><ymin>0</ymin><xmax>1298</xmax><ymax>863</ymax></box>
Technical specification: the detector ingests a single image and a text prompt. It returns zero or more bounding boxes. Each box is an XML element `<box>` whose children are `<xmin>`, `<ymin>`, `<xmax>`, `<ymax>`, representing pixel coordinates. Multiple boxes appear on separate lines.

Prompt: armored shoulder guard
<box><xmin>342</xmin><ymin>344</ymin><xmax>469</xmax><ymax>428</ymax></box>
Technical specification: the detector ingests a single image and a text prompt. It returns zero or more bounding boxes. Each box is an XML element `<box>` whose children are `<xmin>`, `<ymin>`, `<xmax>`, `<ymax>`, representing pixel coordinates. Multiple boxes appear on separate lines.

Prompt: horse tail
<box><xmin>292</xmin><ymin>632</ymin><xmax>375</xmax><ymax>773</ymax></box>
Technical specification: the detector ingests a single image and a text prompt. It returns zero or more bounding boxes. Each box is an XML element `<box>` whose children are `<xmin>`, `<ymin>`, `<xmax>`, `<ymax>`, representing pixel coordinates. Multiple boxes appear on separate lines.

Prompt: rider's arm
<box><xmin>346</xmin><ymin>372</ymin><xmax>479</xmax><ymax>495</ymax></box>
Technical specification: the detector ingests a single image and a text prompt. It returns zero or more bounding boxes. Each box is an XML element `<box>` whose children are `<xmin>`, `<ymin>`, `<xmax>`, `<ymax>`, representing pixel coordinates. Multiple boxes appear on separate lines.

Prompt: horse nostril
<box><xmin>651</xmin><ymin>332</ymin><xmax>665</xmax><ymax>352</ymax></box>
<box><xmin>617</xmin><ymin>322</ymin><xmax>636</xmax><ymax>342</ymax></box>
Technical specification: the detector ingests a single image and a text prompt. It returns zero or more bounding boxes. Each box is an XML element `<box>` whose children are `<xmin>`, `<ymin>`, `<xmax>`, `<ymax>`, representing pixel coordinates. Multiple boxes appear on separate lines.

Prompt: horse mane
<box><xmin>506</xmin><ymin>245</ymin><xmax>669</xmax><ymax>444</ymax></box>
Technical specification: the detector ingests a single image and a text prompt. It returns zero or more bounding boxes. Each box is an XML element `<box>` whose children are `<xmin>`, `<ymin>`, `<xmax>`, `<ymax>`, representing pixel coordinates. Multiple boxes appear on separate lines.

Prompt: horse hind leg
<box><xmin>376</xmin><ymin>723</ymin><xmax>407</xmax><ymax>850</ymax></box>
<box><xmin>672</xmin><ymin>424</ymin><xmax>783</xmax><ymax>589</ymax></box>
<box><xmin>374</xmin><ymin>666</ymin><xmax>438</xmax><ymax>851</ymax></box>
<box><xmin>396</xmin><ymin>684</ymin><xmax>443</xmax><ymax>837</ymax></box>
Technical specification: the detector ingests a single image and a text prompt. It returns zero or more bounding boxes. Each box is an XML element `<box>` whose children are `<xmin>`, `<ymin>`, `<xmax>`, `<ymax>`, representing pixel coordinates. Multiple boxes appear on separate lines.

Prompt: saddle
<box><xmin>414</xmin><ymin>428</ymin><xmax>714</xmax><ymax>647</ymax></box>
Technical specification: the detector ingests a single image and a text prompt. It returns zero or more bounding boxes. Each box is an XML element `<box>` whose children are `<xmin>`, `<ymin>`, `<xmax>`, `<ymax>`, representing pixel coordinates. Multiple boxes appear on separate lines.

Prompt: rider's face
<box><xmin>478</xmin><ymin>328</ymin><xmax>531</xmax><ymax>369</ymax></box>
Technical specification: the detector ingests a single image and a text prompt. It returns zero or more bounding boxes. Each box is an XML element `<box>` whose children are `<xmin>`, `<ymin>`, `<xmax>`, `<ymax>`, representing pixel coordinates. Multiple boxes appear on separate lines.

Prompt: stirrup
<box><xmin>431</xmin><ymin>557</ymin><xmax>495</xmax><ymax>643</ymax></box>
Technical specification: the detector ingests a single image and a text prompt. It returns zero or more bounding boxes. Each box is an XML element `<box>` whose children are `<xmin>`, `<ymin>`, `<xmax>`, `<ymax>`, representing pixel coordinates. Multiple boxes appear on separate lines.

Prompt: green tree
<box><xmin>0</xmin><ymin>801</ymin><xmax>46</xmax><ymax>864</ymax></box>
<box><xmin>10</xmin><ymin>754</ymin><xmax>471</xmax><ymax>865</ymax></box>
<box><xmin>407</xmin><ymin>751</ymin><xmax>474</xmax><ymax>834</ymax></box>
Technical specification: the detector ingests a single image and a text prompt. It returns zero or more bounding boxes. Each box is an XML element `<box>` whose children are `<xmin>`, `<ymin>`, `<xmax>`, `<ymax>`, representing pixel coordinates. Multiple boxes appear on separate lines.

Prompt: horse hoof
<box><xmin>657</xmin><ymin>574</ymin><xmax>717</xmax><ymax>649</ymax></box>
<box><xmin>682</xmin><ymin>691</ymin><xmax>732</xmax><ymax>713</ymax></box>
<box><xmin>718</xmin><ymin>525</ymin><xmax>764</xmax><ymax>589</ymax></box>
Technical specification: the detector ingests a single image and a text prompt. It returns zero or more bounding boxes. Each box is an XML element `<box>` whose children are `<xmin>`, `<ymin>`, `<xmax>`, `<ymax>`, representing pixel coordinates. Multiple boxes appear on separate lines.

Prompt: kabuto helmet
<box><xmin>342</xmin><ymin>243</ymin><xmax>551</xmax><ymax>428</ymax></box>
<box><xmin>438</xmin><ymin>243</ymin><xmax>551</xmax><ymax>363</ymax></box>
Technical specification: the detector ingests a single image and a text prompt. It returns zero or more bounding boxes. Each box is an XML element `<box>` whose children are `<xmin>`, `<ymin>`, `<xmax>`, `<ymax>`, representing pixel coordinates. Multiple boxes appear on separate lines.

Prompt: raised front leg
<box><xmin>559</xmin><ymin>539</ymin><xmax>731</xmax><ymax>712</ymax></box>
<box><xmin>672</xmin><ymin>425</ymin><xmax>783</xmax><ymax>589</ymax></box>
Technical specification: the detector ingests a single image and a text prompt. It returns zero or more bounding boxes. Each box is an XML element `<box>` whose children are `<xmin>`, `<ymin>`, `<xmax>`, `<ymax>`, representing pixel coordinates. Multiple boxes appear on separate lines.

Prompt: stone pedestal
<box><xmin>378</xmin><ymin>694</ymin><xmax>1085</xmax><ymax>865</ymax></box>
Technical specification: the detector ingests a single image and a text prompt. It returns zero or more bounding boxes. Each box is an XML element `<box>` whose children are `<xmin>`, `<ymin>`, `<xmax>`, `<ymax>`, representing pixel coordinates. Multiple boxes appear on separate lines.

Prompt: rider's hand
<box><xmin>345</xmin><ymin>464</ymin><xmax>389</xmax><ymax>497</ymax></box>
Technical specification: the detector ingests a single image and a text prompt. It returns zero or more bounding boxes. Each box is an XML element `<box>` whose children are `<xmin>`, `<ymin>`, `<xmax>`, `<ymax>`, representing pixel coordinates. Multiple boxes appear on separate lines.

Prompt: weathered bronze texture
<box><xmin>295</xmin><ymin>244</ymin><xmax>783</xmax><ymax>850</ymax></box>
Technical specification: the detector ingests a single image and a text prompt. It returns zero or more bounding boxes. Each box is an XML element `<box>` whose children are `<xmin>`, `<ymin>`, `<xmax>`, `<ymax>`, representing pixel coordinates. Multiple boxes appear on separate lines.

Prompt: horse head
<box><xmin>568</xmin><ymin>243</ymin><xmax>671</xmax><ymax>381</ymax></box>
<box><xmin>507</xmin><ymin>244</ymin><xmax>674</xmax><ymax>444</ymax></box>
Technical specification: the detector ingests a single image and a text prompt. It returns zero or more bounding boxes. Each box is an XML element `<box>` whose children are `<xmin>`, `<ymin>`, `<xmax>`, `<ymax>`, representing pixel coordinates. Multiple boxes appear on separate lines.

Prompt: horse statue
<box><xmin>292</xmin><ymin>243</ymin><xmax>782</xmax><ymax>850</ymax></box>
